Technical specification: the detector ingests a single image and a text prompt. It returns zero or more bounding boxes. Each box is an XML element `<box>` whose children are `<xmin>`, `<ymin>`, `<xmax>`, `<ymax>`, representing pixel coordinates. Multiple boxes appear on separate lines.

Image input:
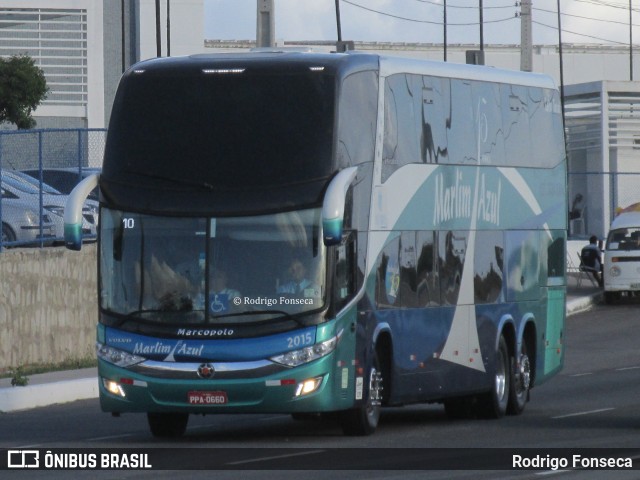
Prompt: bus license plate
<box><xmin>188</xmin><ymin>391</ymin><xmax>228</xmax><ymax>405</ymax></box>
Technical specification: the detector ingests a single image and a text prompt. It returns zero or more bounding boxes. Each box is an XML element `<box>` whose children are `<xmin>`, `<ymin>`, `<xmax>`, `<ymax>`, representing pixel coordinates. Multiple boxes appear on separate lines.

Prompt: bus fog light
<box><xmin>609</xmin><ymin>266</ymin><xmax>621</xmax><ymax>277</ymax></box>
<box><xmin>103</xmin><ymin>378</ymin><xmax>126</xmax><ymax>398</ymax></box>
<box><xmin>295</xmin><ymin>376</ymin><xmax>323</xmax><ymax>397</ymax></box>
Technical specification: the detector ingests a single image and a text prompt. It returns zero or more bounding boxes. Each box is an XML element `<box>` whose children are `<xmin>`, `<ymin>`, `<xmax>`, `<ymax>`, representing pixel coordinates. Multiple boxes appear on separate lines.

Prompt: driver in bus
<box><xmin>277</xmin><ymin>258</ymin><xmax>319</xmax><ymax>297</ymax></box>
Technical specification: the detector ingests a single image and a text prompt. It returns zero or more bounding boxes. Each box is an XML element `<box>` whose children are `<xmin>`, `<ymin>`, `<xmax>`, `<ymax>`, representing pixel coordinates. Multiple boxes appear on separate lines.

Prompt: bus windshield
<box><xmin>100</xmin><ymin>207</ymin><xmax>326</xmax><ymax>323</ymax></box>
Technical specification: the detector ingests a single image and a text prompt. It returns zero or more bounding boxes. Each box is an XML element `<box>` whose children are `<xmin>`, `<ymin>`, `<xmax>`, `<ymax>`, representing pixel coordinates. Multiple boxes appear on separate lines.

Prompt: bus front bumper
<box><xmin>97</xmin><ymin>354</ymin><xmax>354</xmax><ymax>415</ymax></box>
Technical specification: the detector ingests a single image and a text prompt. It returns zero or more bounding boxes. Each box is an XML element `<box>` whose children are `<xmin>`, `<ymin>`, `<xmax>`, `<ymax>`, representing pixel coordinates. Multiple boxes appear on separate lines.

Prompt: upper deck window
<box><xmin>105</xmin><ymin>67</ymin><xmax>336</xmax><ymax>192</ymax></box>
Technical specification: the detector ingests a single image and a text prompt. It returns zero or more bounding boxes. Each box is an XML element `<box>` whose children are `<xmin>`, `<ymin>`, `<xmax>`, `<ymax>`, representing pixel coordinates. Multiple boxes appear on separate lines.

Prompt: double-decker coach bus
<box><xmin>65</xmin><ymin>51</ymin><xmax>567</xmax><ymax>437</ymax></box>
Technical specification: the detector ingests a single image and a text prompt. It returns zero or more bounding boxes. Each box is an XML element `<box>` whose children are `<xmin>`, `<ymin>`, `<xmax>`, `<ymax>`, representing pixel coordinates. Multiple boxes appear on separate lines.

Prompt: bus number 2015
<box><xmin>288</xmin><ymin>332</ymin><xmax>313</xmax><ymax>348</ymax></box>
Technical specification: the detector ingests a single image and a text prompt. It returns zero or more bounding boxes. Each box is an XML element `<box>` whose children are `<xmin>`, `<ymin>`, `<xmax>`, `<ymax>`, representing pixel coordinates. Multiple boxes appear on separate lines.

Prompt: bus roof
<box><xmin>375</xmin><ymin>53</ymin><xmax>557</xmax><ymax>90</ymax></box>
<box><xmin>131</xmin><ymin>50</ymin><xmax>557</xmax><ymax>91</ymax></box>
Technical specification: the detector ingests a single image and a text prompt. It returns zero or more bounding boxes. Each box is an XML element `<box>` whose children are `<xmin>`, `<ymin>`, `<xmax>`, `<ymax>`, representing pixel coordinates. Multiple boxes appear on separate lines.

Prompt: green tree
<box><xmin>0</xmin><ymin>55</ymin><xmax>48</xmax><ymax>129</ymax></box>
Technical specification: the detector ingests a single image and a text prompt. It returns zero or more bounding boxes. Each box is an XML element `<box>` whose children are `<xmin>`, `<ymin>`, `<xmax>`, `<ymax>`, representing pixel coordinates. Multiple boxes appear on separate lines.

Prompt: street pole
<box><xmin>256</xmin><ymin>0</ymin><xmax>275</xmax><ymax>48</ymax></box>
<box><xmin>444</xmin><ymin>0</ymin><xmax>447</xmax><ymax>61</ymax></box>
<box><xmin>121</xmin><ymin>0</ymin><xmax>125</xmax><ymax>72</ymax></box>
<box><xmin>335</xmin><ymin>0</ymin><xmax>343</xmax><ymax>42</ymax></box>
<box><xmin>167</xmin><ymin>0</ymin><xmax>171</xmax><ymax>57</ymax></box>
<box><xmin>155</xmin><ymin>0</ymin><xmax>161</xmax><ymax>57</ymax></box>
<box><xmin>520</xmin><ymin>0</ymin><xmax>532</xmax><ymax>72</ymax></box>
<box><xmin>479</xmin><ymin>0</ymin><xmax>484</xmax><ymax>51</ymax></box>
<box><xmin>557</xmin><ymin>0</ymin><xmax>566</xmax><ymax>130</ymax></box>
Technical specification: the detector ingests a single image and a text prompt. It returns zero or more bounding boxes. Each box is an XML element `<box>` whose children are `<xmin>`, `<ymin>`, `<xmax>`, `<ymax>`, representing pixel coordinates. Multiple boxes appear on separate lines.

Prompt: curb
<box><xmin>566</xmin><ymin>291</ymin><xmax>602</xmax><ymax>317</ymax></box>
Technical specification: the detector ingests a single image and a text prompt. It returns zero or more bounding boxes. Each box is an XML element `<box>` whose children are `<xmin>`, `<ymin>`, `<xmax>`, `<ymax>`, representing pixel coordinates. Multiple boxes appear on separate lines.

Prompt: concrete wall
<box><xmin>0</xmin><ymin>245</ymin><xmax>97</xmax><ymax>370</ymax></box>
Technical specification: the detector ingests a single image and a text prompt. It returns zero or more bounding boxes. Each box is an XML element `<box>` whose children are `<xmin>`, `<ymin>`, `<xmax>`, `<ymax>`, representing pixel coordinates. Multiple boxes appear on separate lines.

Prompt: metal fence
<box><xmin>0</xmin><ymin>129</ymin><xmax>106</xmax><ymax>251</ymax></box>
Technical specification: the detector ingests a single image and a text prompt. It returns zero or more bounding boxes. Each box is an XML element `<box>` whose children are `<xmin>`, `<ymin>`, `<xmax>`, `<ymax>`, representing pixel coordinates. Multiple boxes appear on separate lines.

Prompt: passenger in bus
<box><xmin>209</xmin><ymin>268</ymin><xmax>241</xmax><ymax>313</ymax></box>
<box><xmin>277</xmin><ymin>258</ymin><xmax>319</xmax><ymax>297</ymax></box>
<box><xmin>580</xmin><ymin>235</ymin><xmax>603</xmax><ymax>287</ymax></box>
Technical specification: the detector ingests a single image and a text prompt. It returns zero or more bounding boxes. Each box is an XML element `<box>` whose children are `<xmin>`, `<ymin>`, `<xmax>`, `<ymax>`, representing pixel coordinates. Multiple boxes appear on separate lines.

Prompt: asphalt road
<box><xmin>3</xmin><ymin>298</ymin><xmax>640</xmax><ymax>479</ymax></box>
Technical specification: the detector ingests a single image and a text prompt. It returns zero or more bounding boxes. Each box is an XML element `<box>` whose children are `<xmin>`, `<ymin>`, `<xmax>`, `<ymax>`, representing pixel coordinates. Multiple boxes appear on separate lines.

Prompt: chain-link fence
<box><xmin>0</xmin><ymin>129</ymin><xmax>106</xmax><ymax>251</ymax></box>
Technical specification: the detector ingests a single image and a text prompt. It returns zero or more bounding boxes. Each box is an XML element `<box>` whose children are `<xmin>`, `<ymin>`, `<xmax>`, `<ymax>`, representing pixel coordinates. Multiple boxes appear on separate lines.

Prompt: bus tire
<box><xmin>476</xmin><ymin>335</ymin><xmax>510</xmax><ymax>419</ymax></box>
<box><xmin>507</xmin><ymin>340</ymin><xmax>530</xmax><ymax>415</ymax></box>
<box><xmin>147</xmin><ymin>412</ymin><xmax>189</xmax><ymax>438</ymax></box>
<box><xmin>340</xmin><ymin>350</ymin><xmax>383</xmax><ymax>436</ymax></box>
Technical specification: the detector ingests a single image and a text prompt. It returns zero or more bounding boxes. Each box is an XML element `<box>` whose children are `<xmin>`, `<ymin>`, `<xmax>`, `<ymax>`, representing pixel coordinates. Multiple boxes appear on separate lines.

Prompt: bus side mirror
<box><xmin>322</xmin><ymin>167</ymin><xmax>357</xmax><ymax>246</ymax></box>
<box><xmin>64</xmin><ymin>173</ymin><xmax>99</xmax><ymax>251</ymax></box>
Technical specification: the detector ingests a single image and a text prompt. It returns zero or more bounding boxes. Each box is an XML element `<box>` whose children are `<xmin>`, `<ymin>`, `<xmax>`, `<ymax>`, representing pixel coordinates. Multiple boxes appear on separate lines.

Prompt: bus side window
<box><xmin>438</xmin><ymin>230</ymin><xmax>467</xmax><ymax>305</ymax></box>
<box><xmin>333</xmin><ymin>232</ymin><xmax>356</xmax><ymax>312</ymax></box>
<box><xmin>417</xmin><ymin>231</ymin><xmax>439</xmax><ymax>306</ymax></box>
<box><xmin>375</xmin><ymin>235</ymin><xmax>401</xmax><ymax>308</ymax></box>
<box><xmin>399</xmin><ymin>231</ymin><xmax>418</xmax><ymax>308</ymax></box>
<box><xmin>473</xmin><ymin>231</ymin><xmax>504</xmax><ymax>304</ymax></box>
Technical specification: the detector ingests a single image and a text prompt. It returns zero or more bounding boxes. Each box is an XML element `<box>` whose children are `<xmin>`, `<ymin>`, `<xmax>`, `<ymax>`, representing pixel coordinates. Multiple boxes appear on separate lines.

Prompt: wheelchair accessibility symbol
<box><xmin>210</xmin><ymin>293</ymin><xmax>229</xmax><ymax>313</ymax></box>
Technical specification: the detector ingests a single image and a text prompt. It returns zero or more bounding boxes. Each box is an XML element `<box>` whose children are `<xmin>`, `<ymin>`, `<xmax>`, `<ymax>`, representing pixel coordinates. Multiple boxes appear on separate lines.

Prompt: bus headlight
<box><xmin>96</xmin><ymin>342</ymin><xmax>145</xmax><ymax>367</ymax></box>
<box><xmin>609</xmin><ymin>266</ymin><xmax>621</xmax><ymax>277</ymax></box>
<box><xmin>270</xmin><ymin>330</ymin><xmax>342</xmax><ymax>367</ymax></box>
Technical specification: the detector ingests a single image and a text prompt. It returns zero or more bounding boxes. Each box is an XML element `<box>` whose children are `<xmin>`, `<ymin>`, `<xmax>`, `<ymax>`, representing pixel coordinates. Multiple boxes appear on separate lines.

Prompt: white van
<box><xmin>603</xmin><ymin>211</ymin><xmax>640</xmax><ymax>304</ymax></box>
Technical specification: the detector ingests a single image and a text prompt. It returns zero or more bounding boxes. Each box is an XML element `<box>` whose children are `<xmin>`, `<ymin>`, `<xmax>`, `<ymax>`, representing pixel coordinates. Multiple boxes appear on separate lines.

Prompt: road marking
<box><xmin>568</xmin><ymin>372</ymin><xmax>592</xmax><ymax>377</ymax></box>
<box><xmin>616</xmin><ymin>366</ymin><xmax>640</xmax><ymax>371</ymax></box>
<box><xmin>226</xmin><ymin>449</ymin><xmax>325</xmax><ymax>466</ymax></box>
<box><xmin>534</xmin><ymin>453</ymin><xmax>640</xmax><ymax>476</ymax></box>
<box><xmin>552</xmin><ymin>407</ymin><xmax>614</xmax><ymax>419</ymax></box>
<box><xmin>87</xmin><ymin>433</ymin><xmax>137</xmax><ymax>441</ymax></box>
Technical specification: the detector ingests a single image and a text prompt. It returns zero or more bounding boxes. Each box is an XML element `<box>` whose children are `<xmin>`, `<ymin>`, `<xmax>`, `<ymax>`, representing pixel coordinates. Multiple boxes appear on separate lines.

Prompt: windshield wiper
<box><xmin>119</xmin><ymin>307</ymin><xmax>200</xmax><ymax>322</ymax></box>
<box><xmin>123</xmin><ymin>170</ymin><xmax>215</xmax><ymax>191</ymax></box>
<box><xmin>210</xmin><ymin>309</ymin><xmax>307</xmax><ymax>327</ymax></box>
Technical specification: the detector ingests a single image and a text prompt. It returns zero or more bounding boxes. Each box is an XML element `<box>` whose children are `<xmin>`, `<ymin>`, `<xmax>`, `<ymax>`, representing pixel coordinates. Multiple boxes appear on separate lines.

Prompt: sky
<box><xmin>204</xmin><ymin>0</ymin><xmax>640</xmax><ymax>47</ymax></box>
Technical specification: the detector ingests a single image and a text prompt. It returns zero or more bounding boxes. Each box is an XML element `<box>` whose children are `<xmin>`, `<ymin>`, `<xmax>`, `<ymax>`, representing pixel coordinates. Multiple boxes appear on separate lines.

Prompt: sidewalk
<box><xmin>0</xmin><ymin>367</ymin><xmax>98</xmax><ymax>413</ymax></box>
<box><xmin>566</xmin><ymin>271</ymin><xmax>603</xmax><ymax>316</ymax></box>
<box><xmin>0</xmin><ymin>282</ymin><xmax>602</xmax><ymax>414</ymax></box>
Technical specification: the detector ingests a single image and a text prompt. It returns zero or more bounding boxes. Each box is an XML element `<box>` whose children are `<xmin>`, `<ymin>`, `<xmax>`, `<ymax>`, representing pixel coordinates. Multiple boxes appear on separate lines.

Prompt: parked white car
<box><xmin>1</xmin><ymin>186</ymin><xmax>55</xmax><ymax>246</ymax></box>
<box><xmin>1</xmin><ymin>171</ymin><xmax>98</xmax><ymax>244</ymax></box>
<box><xmin>22</xmin><ymin>167</ymin><xmax>101</xmax><ymax>202</ymax></box>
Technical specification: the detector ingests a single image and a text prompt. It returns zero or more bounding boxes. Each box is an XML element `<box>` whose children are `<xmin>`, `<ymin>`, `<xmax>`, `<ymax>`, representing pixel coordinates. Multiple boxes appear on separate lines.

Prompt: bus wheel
<box><xmin>340</xmin><ymin>351</ymin><xmax>383</xmax><ymax>436</ymax></box>
<box><xmin>476</xmin><ymin>335</ymin><xmax>509</xmax><ymax>419</ymax></box>
<box><xmin>147</xmin><ymin>412</ymin><xmax>189</xmax><ymax>438</ymax></box>
<box><xmin>507</xmin><ymin>341</ymin><xmax>530</xmax><ymax>415</ymax></box>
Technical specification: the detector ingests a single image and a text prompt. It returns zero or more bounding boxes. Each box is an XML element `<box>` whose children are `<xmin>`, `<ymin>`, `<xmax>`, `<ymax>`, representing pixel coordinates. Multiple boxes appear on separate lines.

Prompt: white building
<box><xmin>0</xmin><ymin>0</ymin><xmax>204</xmax><ymax>129</ymax></box>
<box><xmin>565</xmin><ymin>81</ymin><xmax>640</xmax><ymax>239</ymax></box>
